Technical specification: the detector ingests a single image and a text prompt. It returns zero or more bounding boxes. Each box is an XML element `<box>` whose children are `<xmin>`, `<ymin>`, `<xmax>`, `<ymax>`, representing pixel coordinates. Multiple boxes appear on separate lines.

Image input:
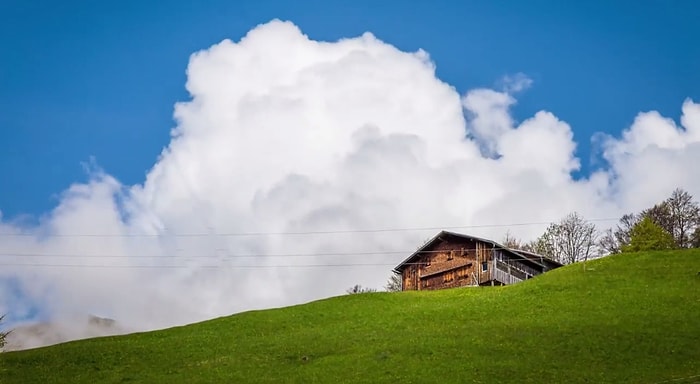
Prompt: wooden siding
<box><xmin>400</xmin><ymin>235</ymin><xmax>552</xmax><ymax>291</ymax></box>
<box><xmin>402</xmin><ymin>237</ymin><xmax>501</xmax><ymax>291</ymax></box>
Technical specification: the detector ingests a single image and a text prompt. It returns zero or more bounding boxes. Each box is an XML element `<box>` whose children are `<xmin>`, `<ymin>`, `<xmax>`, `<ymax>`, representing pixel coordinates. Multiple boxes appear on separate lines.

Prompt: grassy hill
<box><xmin>1</xmin><ymin>250</ymin><xmax>699</xmax><ymax>383</ymax></box>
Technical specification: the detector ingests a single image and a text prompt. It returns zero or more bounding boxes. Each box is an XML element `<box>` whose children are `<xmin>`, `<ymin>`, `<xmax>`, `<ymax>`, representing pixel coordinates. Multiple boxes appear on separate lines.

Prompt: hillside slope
<box><xmin>1</xmin><ymin>250</ymin><xmax>699</xmax><ymax>383</ymax></box>
<box><xmin>3</xmin><ymin>315</ymin><xmax>128</xmax><ymax>352</ymax></box>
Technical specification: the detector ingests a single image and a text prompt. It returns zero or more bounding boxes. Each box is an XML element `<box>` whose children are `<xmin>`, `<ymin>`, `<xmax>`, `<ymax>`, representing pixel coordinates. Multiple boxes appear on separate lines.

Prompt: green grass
<box><xmin>2</xmin><ymin>250</ymin><xmax>700</xmax><ymax>383</ymax></box>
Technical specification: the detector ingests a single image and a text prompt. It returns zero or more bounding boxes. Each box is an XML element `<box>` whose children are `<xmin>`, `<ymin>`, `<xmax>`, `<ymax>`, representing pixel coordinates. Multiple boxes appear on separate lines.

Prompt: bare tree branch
<box><xmin>536</xmin><ymin>212</ymin><xmax>598</xmax><ymax>264</ymax></box>
<box><xmin>1</xmin><ymin>314</ymin><xmax>10</xmax><ymax>351</ymax></box>
<box><xmin>642</xmin><ymin>188</ymin><xmax>700</xmax><ymax>248</ymax></box>
<box><xmin>502</xmin><ymin>231</ymin><xmax>524</xmax><ymax>250</ymax></box>
<box><xmin>346</xmin><ymin>284</ymin><xmax>377</xmax><ymax>294</ymax></box>
<box><xmin>384</xmin><ymin>273</ymin><xmax>402</xmax><ymax>292</ymax></box>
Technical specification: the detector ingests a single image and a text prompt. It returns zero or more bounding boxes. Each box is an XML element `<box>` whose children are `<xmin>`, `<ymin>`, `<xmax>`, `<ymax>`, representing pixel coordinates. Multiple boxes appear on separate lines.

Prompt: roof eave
<box><xmin>392</xmin><ymin>230</ymin><xmax>450</xmax><ymax>272</ymax></box>
<box><xmin>392</xmin><ymin>229</ymin><xmax>563</xmax><ymax>272</ymax></box>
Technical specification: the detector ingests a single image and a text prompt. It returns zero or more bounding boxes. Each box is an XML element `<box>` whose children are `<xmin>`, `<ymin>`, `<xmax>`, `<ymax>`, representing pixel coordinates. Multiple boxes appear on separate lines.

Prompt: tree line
<box><xmin>504</xmin><ymin>187</ymin><xmax>700</xmax><ymax>265</ymax></box>
<box><xmin>378</xmin><ymin>188</ymin><xmax>699</xmax><ymax>293</ymax></box>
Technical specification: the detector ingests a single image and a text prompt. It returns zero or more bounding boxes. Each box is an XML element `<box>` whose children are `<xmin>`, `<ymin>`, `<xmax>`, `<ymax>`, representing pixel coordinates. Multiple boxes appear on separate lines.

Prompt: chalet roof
<box><xmin>512</xmin><ymin>248</ymin><xmax>563</xmax><ymax>269</ymax></box>
<box><xmin>392</xmin><ymin>230</ymin><xmax>563</xmax><ymax>273</ymax></box>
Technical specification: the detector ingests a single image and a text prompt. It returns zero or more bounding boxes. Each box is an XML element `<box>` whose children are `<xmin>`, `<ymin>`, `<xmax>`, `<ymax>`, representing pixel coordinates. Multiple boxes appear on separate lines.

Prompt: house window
<box><xmin>482</xmin><ymin>261</ymin><xmax>488</xmax><ymax>272</ymax></box>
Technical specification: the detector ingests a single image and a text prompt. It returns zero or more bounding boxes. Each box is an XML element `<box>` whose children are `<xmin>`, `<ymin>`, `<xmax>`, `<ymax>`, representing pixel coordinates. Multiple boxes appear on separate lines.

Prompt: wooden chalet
<box><xmin>393</xmin><ymin>231</ymin><xmax>562</xmax><ymax>291</ymax></box>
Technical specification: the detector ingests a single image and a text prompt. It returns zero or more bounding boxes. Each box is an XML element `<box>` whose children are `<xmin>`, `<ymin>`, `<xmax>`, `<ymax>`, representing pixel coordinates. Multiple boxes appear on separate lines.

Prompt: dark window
<box><xmin>482</xmin><ymin>261</ymin><xmax>488</xmax><ymax>272</ymax></box>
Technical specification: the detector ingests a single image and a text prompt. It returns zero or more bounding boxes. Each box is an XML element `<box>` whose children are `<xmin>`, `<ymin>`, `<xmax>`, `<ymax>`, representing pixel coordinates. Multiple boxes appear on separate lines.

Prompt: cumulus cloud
<box><xmin>1</xmin><ymin>19</ymin><xmax>699</xmax><ymax>348</ymax></box>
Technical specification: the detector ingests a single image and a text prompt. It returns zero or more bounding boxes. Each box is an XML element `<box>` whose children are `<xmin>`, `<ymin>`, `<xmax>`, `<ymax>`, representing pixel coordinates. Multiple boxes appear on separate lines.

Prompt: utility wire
<box><xmin>0</xmin><ymin>217</ymin><xmax>620</xmax><ymax>238</ymax></box>
<box><xmin>0</xmin><ymin>262</ymin><xmax>427</xmax><ymax>269</ymax></box>
<box><xmin>0</xmin><ymin>244</ymin><xmax>560</xmax><ymax>269</ymax></box>
<box><xmin>0</xmin><ymin>245</ymin><xmax>550</xmax><ymax>259</ymax></box>
<box><xmin>0</xmin><ymin>251</ymin><xmax>405</xmax><ymax>258</ymax></box>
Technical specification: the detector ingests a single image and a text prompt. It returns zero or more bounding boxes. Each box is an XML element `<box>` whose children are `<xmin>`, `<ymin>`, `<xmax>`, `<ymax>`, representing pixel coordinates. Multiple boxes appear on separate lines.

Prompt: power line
<box><xmin>0</xmin><ymin>262</ymin><xmax>427</xmax><ymax>269</ymax></box>
<box><xmin>0</xmin><ymin>217</ymin><xmax>620</xmax><ymax>238</ymax></box>
<box><xmin>0</xmin><ymin>245</ymin><xmax>552</xmax><ymax>259</ymax></box>
<box><xmin>0</xmin><ymin>244</ymin><xmax>561</xmax><ymax>268</ymax></box>
<box><xmin>0</xmin><ymin>251</ymin><xmax>405</xmax><ymax>259</ymax></box>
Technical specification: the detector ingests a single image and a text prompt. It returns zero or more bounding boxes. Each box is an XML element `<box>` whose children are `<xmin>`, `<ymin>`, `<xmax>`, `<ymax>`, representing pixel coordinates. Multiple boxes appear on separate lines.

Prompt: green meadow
<box><xmin>2</xmin><ymin>250</ymin><xmax>699</xmax><ymax>383</ymax></box>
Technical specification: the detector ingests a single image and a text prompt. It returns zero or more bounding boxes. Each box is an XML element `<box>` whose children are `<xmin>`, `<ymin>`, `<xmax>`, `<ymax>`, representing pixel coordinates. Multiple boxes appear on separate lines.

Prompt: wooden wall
<box><xmin>401</xmin><ymin>237</ymin><xmax>499</xmax><ymax>291</ymax></box>
<box><xmin>400</xmin><ymin>235</ymin><xmax>556</xmax><ymax>291</ymax></box>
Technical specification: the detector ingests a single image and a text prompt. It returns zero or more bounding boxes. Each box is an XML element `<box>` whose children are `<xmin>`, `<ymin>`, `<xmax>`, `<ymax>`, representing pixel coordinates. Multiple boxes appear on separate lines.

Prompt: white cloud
<box><xmin>499</xmin><ymin>72</ymin><xmax>533</xmax><ymax>93</ymax></box>
<box><xmin>1</xmin><ymin>19</ymin><xmax>699</xmax><ymax>348</ymax></box>
<box><xmin>597</xmin><ymin>98</ymin><xmax>700</xmax><ymax>209</ymax></box>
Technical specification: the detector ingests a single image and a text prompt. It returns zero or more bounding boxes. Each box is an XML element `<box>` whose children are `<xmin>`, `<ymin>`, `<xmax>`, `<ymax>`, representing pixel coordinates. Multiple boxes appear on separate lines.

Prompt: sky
<box><xmin>1</xmin><ymin>0</ymin><xmax>699</xmax><ymax>217</ymax></box>
<box><xmin>1</xmin><ymin>1</ymin><xmax>699</xmax><ymax>348</ymax></box>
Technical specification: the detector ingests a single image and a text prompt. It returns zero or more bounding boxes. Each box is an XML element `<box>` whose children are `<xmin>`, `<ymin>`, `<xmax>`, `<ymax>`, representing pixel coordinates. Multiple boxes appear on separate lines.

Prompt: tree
<box><xmin>598</xmin><ymin>228</ymin><xmax>619</xmax><ymax>255</ymax></box>
<box><xmin>1</xmin><ymin>314</ymin><xmax>9</xmax><ymax>351</ymax></box>
<box><xmin>642</xmin><ymin>188</ymin><xmax>700</xmax><ymax>248</ymax></box>
<box><xmin>502</xmin><ymin>231</ymin><xmax>524</xmax><ymax>249</ymax></box>
<box><xmin>384</xmin><ymin>273</ymin><xmax>402</xmax><ymax>292</ymax></box>
<box><xmin>535</xmin><ymin>212</ymin><xmax>598</xmax><ymax>264</ymax></box>
<box><xmin>693</xmin><ymin>227</ymin><xmax>700</xmax><ymax>249</ymax></box>
<box><xmin>617</xmin><ymin>213</ymin><xmax>642</xmax><ymax>246</ymax></box>
<box><xmin>664</xmin><ymin>188</ymin><xmax>700</xmax><ymax>248</ymax></box>
<box><xmin>521</xmin><ymin>236</ymin><xmax>552</xmax><ymax>257</ymax></box>
<box><xmin>642</xmin><ymin>203</ymin><xmax>674</xmax><ymax>238</ymax></box>
<box><xmin>621</xmin><ymin>216</ymin><xmax>676</xmax><ymax>253</ymax></box>
<box><xmin>346</xmin><ymin>284</ymin><xmax>376</xmax><ymax>294</ymax></box>
<box><xmin>598</xmin><ymin>213</ymin><xmax>641</xmax><ymax>255</ymax></box>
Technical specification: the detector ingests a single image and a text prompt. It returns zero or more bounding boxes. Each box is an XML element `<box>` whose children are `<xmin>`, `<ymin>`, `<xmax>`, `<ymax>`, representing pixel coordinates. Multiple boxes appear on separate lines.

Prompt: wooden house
<box><xmin>393</xmin><ymin>231</ymin><xmax>562</xmax><ymax>291</ymax></box>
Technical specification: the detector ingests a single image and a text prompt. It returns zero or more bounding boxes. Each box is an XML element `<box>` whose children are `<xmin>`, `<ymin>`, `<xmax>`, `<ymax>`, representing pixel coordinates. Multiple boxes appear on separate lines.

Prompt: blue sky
<box><xmin>1</xmin><ymin>0</ymin><xmax>698</xmax><ymax>219</ymax></box>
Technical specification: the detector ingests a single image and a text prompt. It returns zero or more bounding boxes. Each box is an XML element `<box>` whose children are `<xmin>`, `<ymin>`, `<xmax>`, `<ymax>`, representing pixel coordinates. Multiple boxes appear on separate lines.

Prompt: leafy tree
<box><xmin>600</xmin><ymin>188</ymin><xmax>699</xmax><ymax>253</ymax></box>
<box><xmin>617</xmin><ymin>213</ymin><xmax>642</xmax><ymax>246</ymax></box>
<box><xmin>693</xmin><ymin>227</ymin><xmax>700</xmax><ymax>249</ymax></box>
<box><xmin>384</xmin><ymin>273</ymin><xmax>402</xmax><ymax>292</ymax></box>
<box><xmin>535</xmin><ymin>212</ymin><xmax>598</xmax><ymax>264</ymax></box>
<box><xmin>621</xmin><ymin>217</ymin><xmax>676</xmax><ymax>253</ymax></box>
<box><xmin>346</xmin><ymin>284</ymin><xmax>376</xmax><ymax>294</ymax></box>
<box><xmin>641</xmin><ymin>188</ymin><xmax>700</xmax><ymax>248</ymax></box>
<box><xmin>642</xmin><ymin>203</ymin><xmax>674</xmax><ymax>238</ymax></box>
<box><xmin>598</xmin><ymin>213</ymin><xmax>641</xmax><ymax>255</ymax></box>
